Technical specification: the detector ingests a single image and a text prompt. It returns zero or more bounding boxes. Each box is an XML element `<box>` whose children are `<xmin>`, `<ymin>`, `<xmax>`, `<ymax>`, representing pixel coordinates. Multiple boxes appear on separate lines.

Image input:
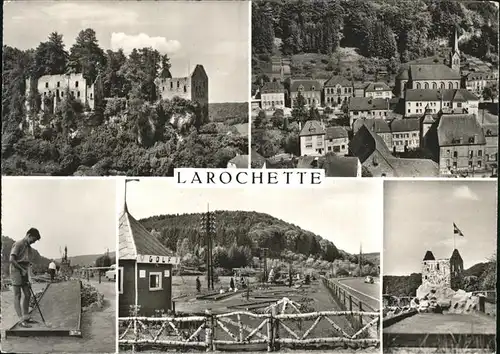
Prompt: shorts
<box><xmin>10</xmin><ymin>264</ymin><xmax>29</xmax><ymax>286</ymax></box>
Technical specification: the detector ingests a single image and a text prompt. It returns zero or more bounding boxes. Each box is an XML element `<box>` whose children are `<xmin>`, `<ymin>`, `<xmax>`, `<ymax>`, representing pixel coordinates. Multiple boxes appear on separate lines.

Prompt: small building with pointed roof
<box><xmin>299</xmin><ymin>120</ymin><xmax>326</xmax><ymax>156</ymax></box>
<box><xmin>119</xmin><ymin>205</ymin><xmax>179</xmax><ymax>317</ymax></box>
<box><xmin>390</xmin><ymin>118</ymin><xmax>421</xmax><ymax>152</ymax></box>
<box><xmin>289</xmin><ymin>79</ymin><xmax>322</xmax><ymax>109</ymax></box>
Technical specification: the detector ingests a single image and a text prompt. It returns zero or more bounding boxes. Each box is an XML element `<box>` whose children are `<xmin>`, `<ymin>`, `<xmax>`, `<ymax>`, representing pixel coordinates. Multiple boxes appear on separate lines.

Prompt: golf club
<box><xmin>28</xmin><ymin>282</ymin><xmax>48</xmax><ymax>327</ymax></box>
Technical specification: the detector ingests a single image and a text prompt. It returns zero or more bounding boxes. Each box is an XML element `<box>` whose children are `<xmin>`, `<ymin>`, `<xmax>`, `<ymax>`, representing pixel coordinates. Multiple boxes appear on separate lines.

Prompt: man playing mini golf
<box><xmin>10</xmin><ymin>228</ymin><xmax>41</xmax><ymax>328</ymax></box>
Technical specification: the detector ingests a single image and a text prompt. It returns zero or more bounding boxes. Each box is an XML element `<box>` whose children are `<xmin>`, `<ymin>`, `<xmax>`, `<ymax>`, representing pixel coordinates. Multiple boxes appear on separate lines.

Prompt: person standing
<box><xmin>48</xmin><ymin>260</ymin><xmax>56</xmax><ymax>282</ymax></box>
<box><xmin>10</xmin><ymin>228</ymin><xmax>41</xmax><ymax>328</ymax></box>
<box><xmin>196</xmin><ymin>276</ymin><xmax>201</xmax><ymax>293</ymax></box>
<box><xmin>229</xmin><ymin>277</ymin><xmax>235</xmax><ymax>291</ymax></box>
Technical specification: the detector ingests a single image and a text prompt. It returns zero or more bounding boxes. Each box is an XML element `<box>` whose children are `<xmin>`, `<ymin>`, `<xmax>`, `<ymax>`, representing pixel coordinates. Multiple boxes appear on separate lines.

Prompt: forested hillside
<box><xmin>140</xmin><ymin>210</ymin><xmax>379</xmax><ymax>273</ymax></box>
<box><xmin>253</xmin><ymin>0</ymin><xmax>498</xmax><ymax>75</ymax></box>
<box><xmin>2</xmin><ymin>29</ymin><xmax>248</xmax><ymax>176</ymax></box>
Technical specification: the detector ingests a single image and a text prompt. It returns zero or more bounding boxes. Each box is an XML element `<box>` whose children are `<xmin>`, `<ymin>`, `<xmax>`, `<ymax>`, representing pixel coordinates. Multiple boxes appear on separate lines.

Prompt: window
<box><xmin>453</xmin><ymin>151</ymin><xmax>457</xmax><ymax>158</ymax></box>
<box><xmin>57</xmin><ymin>82</ymin><xmax>60</xmax><ymax>88</ymax></box>
<box><xmin>45</xmin><ymin>82</ymin><xmax>49</xmax><ymax>88</ymax></box>
<box><xmin>184</xmin><ymin>85</ymin><xmax>187</xmax><ymax>93</ymax></box>
<box><xmin>341</xmin><ymin>145</ymin><xmax>345</xmax><ymax>150</ymax></box>
<box><xmin>77</xmin><ymin>91</ymin><xmax>80</xmax><ymax>98</ymax></box>
<box><xmin>469</xmin><ymin>151</ymin><xmax>473</xmax><ymax>158</ymax></box>
<box><xmin>61</xmin><ymin>91</ymin><xmax>64</xmax><ymax>97</ymax></box>
<box><xmin>170</xmin><ymin>82</ymin><xmax>173</xmax><ymax>89</ymax></box>
<box><xmin>478</xmin><ymin>150</ymin><xmax>482</xmax><ymax>157</ymax></box>
<box><xmin>468</xmin><ymin>160</ymin><xmax>473</xmax><ymax>168</ymax></box>
<box><xmin>448</xmin><ymin>82</ymin><xmax>453</xmax><ymax>89</ymax></box>
<box><xmin>440</xmin><ymin>82</ymin><xmax>445</xmax><ymax>89</ymax></box>
<box><xmin>424</xmin><ymin>83</ymin><xmax>429</xmax><ymax>89</ymax></box>
<box><xmin>76</xmin><ymin>81</ymin><xmax>79</xmax><ymax>88</ymax></box>
<box><xmin>149</xmin><ymin>272</ymin><xmax>162</xmax><ymax>291</ymax></box>
<box><xmin>306</xmin><ymin>144</ymin><xmax>312</xmax><ymax>148</ymax></box>
<box><xmin>177</xmin><ymin>81</ymin><xmax>180</xmax><ymax>88</ymax></box>
<box><xmin>432</xmin><ymin>82</ymin><xmax>437</xmax><ymax>89</ymax></box>
<box><xmin>453</xmin><ymin>162</ymin><xmax>457</xmax><ymax>168</ymax></box>
<box><xmin>333</xmin><ymin>146</ymin><xmax>340</xmax><ymax>152</ymax></box>
<box><xmin>90</xmin><ymin>93</ymin><xmax>93</xmax><ymax>99</ymax></box>
<box><xmin>118</xmin><ymin>267</ymin><xmax>124</xmax><ymax>294</ymax></box>
<box><xmin>456</xmin><ymin>102</ymin><xmax>462</xmax><ymax>108</ymax></box>
<box><xmin>477</xmin><ymin>161</ymin><xmax>482</xmax><ymax>168</ymax></box>
<box><xmin>408</xmin><ymin>109</ymin><xmax>411</xmax><ymax>113</ymax></box>
<box><xmin>437</xmin><ymin>264</ymin><xmax>440</xmax><ymax>271</ymax></box>
<box><xmin>416</xmin><ymin>83</ymin><xmax>421</xmax><ymax>89</ymax></box>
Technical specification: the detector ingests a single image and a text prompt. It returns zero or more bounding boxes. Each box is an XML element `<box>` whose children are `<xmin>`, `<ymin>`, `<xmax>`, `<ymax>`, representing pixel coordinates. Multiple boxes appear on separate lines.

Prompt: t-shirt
<box><xmin>10</xmin><ymin>239</ymin><xmax>32</xmax><ymax>264</ymax></box>
<box><xmin>49</xmin><ymin>262</ymin><xmax>56</xmax><ymax>270</ymax></box>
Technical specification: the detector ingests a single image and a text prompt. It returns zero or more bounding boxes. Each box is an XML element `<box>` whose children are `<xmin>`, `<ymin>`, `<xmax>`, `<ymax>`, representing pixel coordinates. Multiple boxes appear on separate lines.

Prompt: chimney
<box><xmin>474</xmin><ymin>134</ymin><xmax>478</xmax><ymax>144</ymax></box>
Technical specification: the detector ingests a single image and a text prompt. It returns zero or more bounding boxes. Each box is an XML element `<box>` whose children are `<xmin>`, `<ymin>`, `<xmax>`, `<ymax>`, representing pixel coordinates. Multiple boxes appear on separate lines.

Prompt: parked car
<box><xmin>105</xmin><ymin>264</ymin><xmax>116</xmax><ymax>281</ymax></box>
<box><xmin>364</xmin><ymin>276</ymin><xmax>374</xmax><ymax>284</ymax></box>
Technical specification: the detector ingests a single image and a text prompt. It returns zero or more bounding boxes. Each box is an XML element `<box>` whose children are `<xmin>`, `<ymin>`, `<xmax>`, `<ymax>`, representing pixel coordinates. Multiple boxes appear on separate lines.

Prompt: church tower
<box><xmin>449</xmin><ymin>28</ymin><xmax>460</xmax><ymax>72</ymax></box>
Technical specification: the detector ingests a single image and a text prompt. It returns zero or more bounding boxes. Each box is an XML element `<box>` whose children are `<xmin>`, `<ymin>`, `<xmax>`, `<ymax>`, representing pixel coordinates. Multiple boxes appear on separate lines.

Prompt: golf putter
<box><xmin>29</xmin><ymin>283</ymin><xmax>48</xmax><ymax>327</ymax></box>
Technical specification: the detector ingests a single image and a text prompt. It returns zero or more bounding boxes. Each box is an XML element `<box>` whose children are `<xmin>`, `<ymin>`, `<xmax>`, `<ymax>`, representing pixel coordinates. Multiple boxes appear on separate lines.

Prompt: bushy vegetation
<box><xmin>2</xmin><ymin>29</ymin><xmax>248</xmax><ymax>176</ymax></box>
<box><xmin>253</xmin><ymin>0</ymin><xmax>498</xmax><ymax>65</ymax></box>
<box><xmin>141</xmin><ymin>210</ymin><xmax>379</xmax><ymax>274</ymax></box>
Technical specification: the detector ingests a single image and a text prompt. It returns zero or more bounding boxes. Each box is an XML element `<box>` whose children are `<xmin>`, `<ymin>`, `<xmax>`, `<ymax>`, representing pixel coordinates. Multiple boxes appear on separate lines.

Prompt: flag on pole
<box><xmin>453</xmin><ymin>223</ymin><xmax>464</xmax><ymax>236</ymax></box>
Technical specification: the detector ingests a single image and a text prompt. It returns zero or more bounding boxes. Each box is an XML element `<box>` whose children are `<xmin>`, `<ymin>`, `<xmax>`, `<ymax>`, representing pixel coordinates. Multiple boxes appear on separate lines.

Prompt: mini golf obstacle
<box><xmin>5</xmin><ymin>280</ymin><xmax>82</xmax><ymax>338</ymax></box>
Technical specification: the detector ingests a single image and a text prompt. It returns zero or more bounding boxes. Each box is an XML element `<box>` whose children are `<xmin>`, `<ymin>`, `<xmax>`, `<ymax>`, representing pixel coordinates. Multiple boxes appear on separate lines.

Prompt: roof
<box><xmin>119</xmin><ymin>208</ymin><xmax>175</xmax><ymax>260</ymax></box>
<box><xmin>423</xmin><ymin>251</ymin><xmax>435</xmax><ymax>261</ymax></box>
<box><xmin>251</xmin><ymin>148</ymin><xmax>267</xmax><ymax>167</ymax></box>
<box><xmin>483</xmin><ymin>124</ymin><xmax>498</xmax><ymax>137</ymax></box>
<box><xmin>228</xmin><ymin>155</ymin><xmax>249</xmax><ymax>168</ymax></box>
<box><xmin>437</xmin><ymin>114</ymin><xmax>486</xmax><ymax>146</ymax></box>
<box><xmin>290</xmin><ymin>79</ymin><xmax>322</xmax><ymax>92</ymax></box>
<box><xmin>323</xmin><ymin>155</ymin><xmax>360</xmax><ymax>177</ymax></box>
<box><xmin>349</xmin><ymin>125</ymin><xmax>393</xmax><ymax>163</ymax></box>
<box><xmin>405</xmin><ymin>89</ymin><xmax>479</xmax><ymax>102</ymax></box>
<box><xmin>409</xmin><ymin>64</ymin><xmax>461</xmax><ymax>81</ymax></box>
<box><xmin>297</xmin><ymin>156</ymin><xmax>319</xmax><ymax>168</ymax></box>
<box><xmin>396</xmin><ymin>69</ymin><xmax>409</xmax><ymax>80</ymax></box>
<box><xmin>364</xmin><ymin>82</ymin><xmax>391</xmax><ymax>92</ymax></box>
<box><xmin>324</xmin><ymin>76</ymin><xmax>352</xmax><ymax>87</ymax></box>
<box><xmin>326</xmin><ymin>126</ymin><xmax>348</xmax><ymax>139</ymax></box>
<box><xmin>349</xmin><ymin>97</ymin><xmax>388</xmax><ymax>111</ymax></box>
<box><xmin>261</xmin><ymin>81</ymin><xmax>285</xmax><ymax>94</ymax></box>
<box><xmin>388</xmin><ymin>158</ymin><xmax>439</xmax><ymax>177</ymax></box>
<box><xmin>450</xmin><ymin>249</ymin><xmax>463</xmax><ymax>261</ymax></box>
<box><xmin>390</xmin><ymin>118</ymin><xmax>420</xmax><ymax>132</ymax></box>
<box><xmin>465</xmin><ymin>72</ymin><xmax>498</xmax><ymax>80</ymax></box>
<box><xmin>353</xmin><ymin>118</ymin><xmax>391</xmax><ymax>134</ymax></box>
<box><xmin>299</xmin><ymin>120</ymin><xmax>325</xmax><ymax>136</ymax></box>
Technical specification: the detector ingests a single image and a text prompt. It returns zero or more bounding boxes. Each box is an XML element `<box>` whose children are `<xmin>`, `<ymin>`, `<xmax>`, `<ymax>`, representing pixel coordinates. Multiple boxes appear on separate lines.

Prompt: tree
<box><xmin>253</xmin><ymin>110</ymin><xmax>267</xmax><ymax>129</ymax></box>
<box><xmin>252</xmin><ymin>2</ymin><xmax>275</xmax><ymax>54</ymax></box>
<box><xmin>31</xmin><ymin>32</ymin><xmax>68</xmax><ymax>78</ymax></box>
<box><xmin>291</xmin><ymin>93</ymin><xmax>307</xmax><ymax>123</ymax></box>
<box><xmin>102</xmin><ymin>49</ymin><xmax>127</xmax><ymax>98</ymax></box>
<box><xmin>68</xmin><ymin>28</ymin><xmax>106</xmax><ymax>84</ymax></box>
<box><xmin>482</xmin><ymin>86</ymin><xmax>498</xmax><ymax>102</ymax></box>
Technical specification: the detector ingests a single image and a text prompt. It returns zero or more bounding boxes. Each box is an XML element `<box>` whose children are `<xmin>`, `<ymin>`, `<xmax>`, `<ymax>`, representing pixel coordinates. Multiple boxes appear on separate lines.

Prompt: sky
<box><xmin>1</xmin><ymin>178</ymin><xmax>117</xmax><ymax>259</ymax></box>
<box><xmin>384</xmin><ymin>180</ymin><xmax>497</xmax><ymax>276</ymax></box>
<box><xmin>118</xmin><ymin>178</ymin><xmax>383</xmax><ymax>254</ymax></box>
<box><xmin>2</xmin><ymin>1</ymin><xmax>249</xmax><ymax>103</ymax></box>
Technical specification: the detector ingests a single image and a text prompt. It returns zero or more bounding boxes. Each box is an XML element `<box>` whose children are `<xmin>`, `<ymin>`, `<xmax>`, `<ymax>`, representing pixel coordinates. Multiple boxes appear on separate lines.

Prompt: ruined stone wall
<box><xmin>422</xmin><ymin>259</ymin><xmax>451</xmax><ymax>288</ymax></box>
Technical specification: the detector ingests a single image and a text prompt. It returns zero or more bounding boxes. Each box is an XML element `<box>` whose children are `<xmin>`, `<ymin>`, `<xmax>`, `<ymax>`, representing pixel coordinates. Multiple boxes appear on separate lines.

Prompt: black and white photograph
<box><xmin>382</xmin><ymin>180</ymin><xmax>497</xmax><ymax>352</ymax></box>
<box><xmin>1</xmin><ymin>177</ymin><xmax>117</xmax><ymax>353</ymax></box>
<box><xmin>251</xmin><ymin>0</ymin><xmax>498</xmax><ymax>177</ymax></box>
<box><xmin>2</xmin><ymin>0</ymin><xmax>249</xmax><ymax>176</ymax></box>
<box><xmin>118</xmin><ymin>178</ymin><xmax>381</xmax><ymax>352</ymax></box>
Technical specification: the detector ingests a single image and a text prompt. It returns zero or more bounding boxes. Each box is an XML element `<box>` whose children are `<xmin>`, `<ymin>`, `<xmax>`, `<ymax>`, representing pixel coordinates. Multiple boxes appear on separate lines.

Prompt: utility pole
<box><xmin>200</xmin><ymin>205</ymin><xmax>216</xmax><ymax>290</ymax></box>
<box><xmin>260</xmin><ymin>248</ymin><xmax>269</xmax><ymax>282</ymax></box>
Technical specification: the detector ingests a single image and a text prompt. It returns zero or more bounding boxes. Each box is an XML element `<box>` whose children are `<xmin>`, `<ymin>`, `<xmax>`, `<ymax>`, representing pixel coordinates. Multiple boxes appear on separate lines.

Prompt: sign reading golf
<box><xmin>137</xmin><ymin>254</ymin><xmax>180</xmax><ymax>265</ymax></box>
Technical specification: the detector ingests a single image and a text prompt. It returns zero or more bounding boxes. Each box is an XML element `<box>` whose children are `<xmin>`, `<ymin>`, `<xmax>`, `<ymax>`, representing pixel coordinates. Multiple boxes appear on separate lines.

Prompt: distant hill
<box><xmin>140</xmin><ymin>210</ymin><xmax>361</xmax><ymax>263</ymax></box>
<box><xmin>209</xmin><ymin>102</ymin><xmax>248</xmax><ymax>123</ymax></box>
<box><xmin>56</xmin><ymin>252</ymin><xmax>116</xmax><ymax>267</ymax></box>
<box><xmin>363</xmin><ymin>252</ymin><xmax>380</xmax><ymax>266</ymax></box>
<box><xmin>383</xmin><ymin>273</ymin><xmax>423</xmax><ymax>297</ymax></box>
<box><xmin>463</xmin><ymin>262</ymin><xmax>488</xmax><ymax>277</ymax></box>
<box><xmin>1</xmin><ymin>236</ymin><xmax>51</xmax><ymax>276</ymax></box>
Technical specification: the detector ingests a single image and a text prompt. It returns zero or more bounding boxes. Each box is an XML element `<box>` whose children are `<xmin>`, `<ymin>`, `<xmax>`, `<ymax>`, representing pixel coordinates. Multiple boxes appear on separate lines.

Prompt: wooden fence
<box><xmin>118</xmin><ymin>308</ymin><xmax>380</xmax><ymax>351</ymax></box>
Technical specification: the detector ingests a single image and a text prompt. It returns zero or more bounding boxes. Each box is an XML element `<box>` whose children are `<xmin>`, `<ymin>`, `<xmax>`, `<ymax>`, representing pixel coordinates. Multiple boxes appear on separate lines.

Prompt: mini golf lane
<box><xmin>6</xmin><ymin>280</ymin><xmax>82</xmax><ymax>337</ymax></box>
<box><xmin>383</xmin><ymin>313</ymin><xmax>496</xmax><ymax>349</ymax></box>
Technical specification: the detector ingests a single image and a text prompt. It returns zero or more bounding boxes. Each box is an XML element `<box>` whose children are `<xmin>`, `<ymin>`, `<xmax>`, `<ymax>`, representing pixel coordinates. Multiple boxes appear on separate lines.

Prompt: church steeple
<box><xmin>449</xmin><ymin>27</ymin><xmax>460</xmax><ymax>72</ymax></box>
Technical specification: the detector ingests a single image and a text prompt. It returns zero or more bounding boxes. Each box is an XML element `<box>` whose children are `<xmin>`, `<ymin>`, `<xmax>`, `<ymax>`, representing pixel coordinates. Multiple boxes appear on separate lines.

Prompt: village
<box><xmin>250</xmin><ymin>7</ymin><xmax>499</xmax><ymax>177</ymax></box>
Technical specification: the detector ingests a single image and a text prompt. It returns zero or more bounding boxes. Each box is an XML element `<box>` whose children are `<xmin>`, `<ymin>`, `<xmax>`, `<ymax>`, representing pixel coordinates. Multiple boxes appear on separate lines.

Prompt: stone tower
<box><xmin>449</xmin><ymin>28</ymin><xmax>460</xmax><ymax>72</ymax></box>
<box><xmin>421</xmin><ymin>249</ymin><xmax>464</xmax><ymax>290</ymax></box>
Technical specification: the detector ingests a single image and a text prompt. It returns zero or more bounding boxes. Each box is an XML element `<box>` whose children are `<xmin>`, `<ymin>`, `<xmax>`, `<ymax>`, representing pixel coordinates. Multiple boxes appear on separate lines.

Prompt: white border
<box><xmin>148</xmin><ymin>271</ymin><xmax>163</xmax><ymax>291</ymax></box>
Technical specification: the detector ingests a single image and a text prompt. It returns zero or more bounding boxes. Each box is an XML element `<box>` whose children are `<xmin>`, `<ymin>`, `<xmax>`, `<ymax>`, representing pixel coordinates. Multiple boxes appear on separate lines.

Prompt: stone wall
<box><xmin>422</xmin><ymin>259</ymin><xmax>451</xmax><ymax>288</ymax></box>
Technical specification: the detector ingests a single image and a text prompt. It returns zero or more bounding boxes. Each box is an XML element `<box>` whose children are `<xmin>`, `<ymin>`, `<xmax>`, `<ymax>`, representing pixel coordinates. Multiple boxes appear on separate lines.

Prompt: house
<box><xmin>396</xmin><ymin>30</ymin><xmax>462</xmax><ymax>98</ymax></box>
<box><xmin>156</xmin><ymin>64</ymin><xmax>209</xmax><ymax>120</ymax></box>
<box><xmin>430</xmin><ymin>114</ymin><xmax>488</xmax><ymax>176</ymax></box>
<box><xmin>483</xmin><ymin>124</ymin><xmax>498</xmax><ymax>175</ymax></box>
<box><xmin>422</xmin><ymin>249</ymin><xmax>463</xmax><ymax>290</ymax></box>
<box><xmin>290</xmin><ymin>79</ymin><xmax>322</xmax><ymax>109</ymax></box>
<box><xmin>323</xmin><ymin>76</ymin><xmax>353</xmax><ymax>107</ymax></box>
<box><xmin>390</xmin><ymin>118</ymin><xmax>421</xmax><ymax>152</ymax></box>
<box><xmin>353</xmin><ymin>83</ymin><xmax>366</xmax><ymax>97</ymax></box>
<box><xmin>353</xmin><ymin>118</ymin><xmax>392</xmax><ymax>149</ymax></box>
<box><xmin>364</xmin><ymin>82</ymin><xmax>392</xmax><ymax>99</ymax></box>
<box><xmin>325</xmin><ymin>126</ymin><xmax>349</xmax><ymax>155</ymax></box>
<box><xmin>349</xmin><ymin>125</ymin><xmax>439</xmax><ymax>177</ymax></box>
<box><xmin>227</xmin><ymin>155</ymin><xmax>249</xmax><ymax>168</ymax></box>
<box><xmin>299</xmin><ymin>120</ymin><xmax>326</xmax><ymax>156</ymax></box>
<box><xmin>119</xmin><ymin>205</ymin><xmax>179</xmax><ymax>317</ymax></box>
<box><xmin>462</xmin><ymin>71</ymin><xmax>499</xmax><ymax>97</ymax></box>
<box><xmin>260</xmin><ymin>81</ymin><xmax>286</xmax><ymax>111</ymax></box>
<box><xmin>347</xmin><ymin>97</ymin><xmax>390</xmax><ymax>127</ymax></box>
<box><xmin>404</xmin><ymin>89</ymin><xmax>480</xmax><ymax>117</ymax></box>
<box><xmin>25</xmin><ymin>72</ymin><xmax>103</xmax><ymax>113</ymax></box>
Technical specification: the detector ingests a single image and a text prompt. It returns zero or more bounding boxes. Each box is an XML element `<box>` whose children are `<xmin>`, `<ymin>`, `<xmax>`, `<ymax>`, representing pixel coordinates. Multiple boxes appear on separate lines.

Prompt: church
<box><xmin>396</xmin><ymin>29</ymin><xmax>462</xmax><ymax>98</ymax></box>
